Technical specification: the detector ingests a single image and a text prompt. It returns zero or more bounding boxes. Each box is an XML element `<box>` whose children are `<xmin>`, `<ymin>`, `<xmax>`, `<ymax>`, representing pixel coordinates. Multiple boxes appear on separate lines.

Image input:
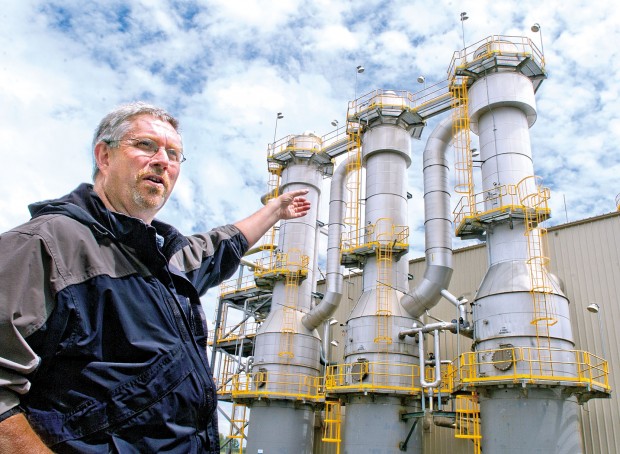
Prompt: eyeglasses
<box><xmin>107</xmin><ymin>137</ymin><xmax>186</xmax><ymax>163</ymax></box>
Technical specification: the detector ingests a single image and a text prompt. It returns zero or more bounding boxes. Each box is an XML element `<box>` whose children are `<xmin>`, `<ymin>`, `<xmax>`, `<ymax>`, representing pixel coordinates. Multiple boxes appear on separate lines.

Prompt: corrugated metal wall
<box><xmin>546</xmin><ymin>212</ymin><xmax>620</xmax><ymax>454</ymax></box>
<box><xmin>315</xmin><ymin>211</ymin><xmax>619</xmax><ymax>453</ymax></box>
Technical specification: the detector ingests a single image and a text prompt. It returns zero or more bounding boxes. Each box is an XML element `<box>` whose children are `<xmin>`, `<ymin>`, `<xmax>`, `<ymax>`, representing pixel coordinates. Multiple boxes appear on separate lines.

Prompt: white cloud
<box><xmin>1</xmin><ymin>0</ymin><xmax>618</xmax><ymax>279</ymax></box>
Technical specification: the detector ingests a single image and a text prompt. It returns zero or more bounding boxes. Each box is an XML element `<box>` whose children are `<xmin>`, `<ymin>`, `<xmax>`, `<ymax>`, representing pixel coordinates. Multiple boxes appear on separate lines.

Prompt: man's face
<box><xmin>95</xmin><ymin>115</ymin><xmax>183</xmax><ymax>223</ymax></box>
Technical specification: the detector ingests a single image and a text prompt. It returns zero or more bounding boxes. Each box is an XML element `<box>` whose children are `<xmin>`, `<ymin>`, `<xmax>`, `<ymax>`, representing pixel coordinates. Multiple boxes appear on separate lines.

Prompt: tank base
<box><xmin>479</xmin><ymin>387</ymin><xmax>583</xmax><ymax>454</ymax></box>
<box><xmin>342</xmin><ymin>395</ymin><xmax>422</xmax><ymax>454</ymax></box>
<box><xmin>246</xmin><ymin>400</ymin><xmax>315</xmax><ymax>454</ymax></box>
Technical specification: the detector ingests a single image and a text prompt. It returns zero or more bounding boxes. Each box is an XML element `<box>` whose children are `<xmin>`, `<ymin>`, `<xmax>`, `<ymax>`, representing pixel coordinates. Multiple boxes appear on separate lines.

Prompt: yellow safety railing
<box><xmin>347</xmin><ymin>83</ymin><xmax>451</xmax><ymax>122</ymax></box>
<box><xmin>517</xmin><ymin>175</ymin><xmax>556</xmax><ymax>372</ymax></box>
<box><xmin>343</xmin><ymin>121</ymin><xmax>362</xmax><ymax>247</ymax></box>
<box><xmin>269</xmin><ymin>133</ymin><xmax>322</xmax><ymax>157</ymax></box>
<box><xmin>228</xmin><ymin>403</ymin><xmax>248</xmax><ymax>454</ymax></box>
<box><xmin>424</xmin><ymin>362</ymin><xmax>454</xmax><ymax>395</ymax></box>
<box><xmin>518</xmin><ymin>176</ymin><xmax>555</xmax><ymax>326</ymax></box>
<box><xmin>232</xmin><ymin>371</ymin><xmax>324</xmax><ymax>402</ymax></box>
<box><xmin>279</xmin><ymin>270</ymin><xmax>302</xmax><ymax>359</ymax></box>
<box><xmin>340</xmin><ymin>221</ymin><xmax>409</xmax><ymax>255</ymax></box>
<box><xmin>254</xmin><ymin>251</ymin><xmax>310</xmax><ymax>278</ymax></box>
<box><xmin>450</xmin><ymin>75</ymin><xmax>474</xmax><ymax>201</ymax></box>
<box><xmin>453</xmin><ymin>184</ymin><xmax>527</xmax><ymax>231</ymax></box>
<box><xmin>450</xmin><ymin>346</ymin><xmax>610</xmax><ymax>392</ymax></box>
<box><xmin>219</xmin><ymin>274</ymin><xmax>258</xmax><ymax>297</ymax></box>
<box><xmin>215</xmin><ymin>355</ymin><xmax>239</xmax><ymax>396</ymax></box>
<box><xmin>261</xmin><ymin>159</ymin><xmax>282</xmax><ymax>253</ymax></box>
<box><xmin>208</xmin><ymin>319</ymin><xmax>259</xmax><ymax>345</ymax></box>
<box><xmin>325</xmin><ymin>360</ymin><xmax>422</xmax><ymax>394</ymax></box>
<box><xmin>447</xmin><ymin>34</ymin><xmax>545</xmax><ymax>78</ymax></box>
<box><xmin>375</xmin><ymin>243</ymin><xmax>393</xmax><ymax>345</ymax></box>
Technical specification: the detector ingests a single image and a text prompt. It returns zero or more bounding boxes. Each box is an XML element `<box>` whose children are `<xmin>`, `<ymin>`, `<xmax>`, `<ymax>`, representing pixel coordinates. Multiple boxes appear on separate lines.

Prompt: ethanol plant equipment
<box><xmin>448</xmin><ymin>38</ymin><xmax>610</xmax><ymax>453</ymax></box>
<box><xmin>213</xmin><ymin>33</ymin><xmax>610</xmax><ymax>454</ymax></box>
<box><xmin>243</xmin><ymin>134</ymin><xmax>332</xmax><ymax>454</ymax></box>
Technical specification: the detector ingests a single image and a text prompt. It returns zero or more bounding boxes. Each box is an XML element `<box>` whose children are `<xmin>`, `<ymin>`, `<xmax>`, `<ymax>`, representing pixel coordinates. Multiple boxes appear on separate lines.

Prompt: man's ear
<box><xmin>94</xmin><ymin>142</ymin><xmax>111</xmax><ymax>177</ymax></box>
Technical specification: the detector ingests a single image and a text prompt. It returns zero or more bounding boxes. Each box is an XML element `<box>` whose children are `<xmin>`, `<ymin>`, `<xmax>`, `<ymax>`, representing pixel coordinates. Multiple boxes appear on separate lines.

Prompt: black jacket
<box><xmin>0</xmin><ymin>184</ymin><xmax>248</xmax><ymax>452</ymax></box>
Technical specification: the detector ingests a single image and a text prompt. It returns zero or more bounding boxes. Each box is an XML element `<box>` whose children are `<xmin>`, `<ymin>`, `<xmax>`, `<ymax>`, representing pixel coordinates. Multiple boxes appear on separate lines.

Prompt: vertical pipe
<box><xmin>400</xmin><ymin>116</ymin><xmax>458</xmax><ymax>318</ymax></box>
<box><xmin>302</xmin><ymin>155</ymin><xmax>356</xmax><ymax>331</ymax></box>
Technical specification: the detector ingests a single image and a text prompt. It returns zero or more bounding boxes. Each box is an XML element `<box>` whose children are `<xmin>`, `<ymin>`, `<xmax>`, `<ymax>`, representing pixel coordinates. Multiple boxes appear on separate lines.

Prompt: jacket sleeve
<box><xmin>171</xmin><ymin>224</ymin><xmax>249</xmax><ymax>295</ymax></box>
<box><xmin>0</xmin><ymin>228</ymin><xmax>54</xmax><ymax>418</ymax></box>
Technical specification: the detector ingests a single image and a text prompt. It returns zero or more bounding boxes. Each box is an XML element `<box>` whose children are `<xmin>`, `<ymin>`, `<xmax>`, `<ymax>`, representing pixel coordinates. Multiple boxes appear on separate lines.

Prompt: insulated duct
<box><xmin>400</xmin><ymin>116</ymin><xmax>459</xmax><ymax>318</ymax></box>
<box><xmin>301</xmin><ymin>155</ymin><xmax>355</xmax><ymax>331</ymax></box>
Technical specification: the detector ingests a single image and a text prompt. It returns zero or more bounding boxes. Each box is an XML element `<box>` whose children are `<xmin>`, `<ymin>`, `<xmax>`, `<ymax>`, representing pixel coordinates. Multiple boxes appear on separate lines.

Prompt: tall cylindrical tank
<box><xmin>246</xmin><ymin>134</ymin><xmax>328</xmax><ymax>453</ymax></box>
<box><xmin>468</xmin><ymin>69</ymin><xmax>582</xmax><ymax>452</ymax></box>
<box><xmin>340</xmin><ymin>113</ymin><xmax>422</xmax><ymax>453</ymax></box>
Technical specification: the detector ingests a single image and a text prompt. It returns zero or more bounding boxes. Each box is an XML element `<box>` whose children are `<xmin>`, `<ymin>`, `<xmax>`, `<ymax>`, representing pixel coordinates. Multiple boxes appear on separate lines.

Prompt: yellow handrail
<box><xmin>232</xmin><ymin>371</ymin><xmax>324</xmax><ymax>401</ymax></box>
<box><xmin>450</xmin><ymin>346</ymin><xmax>610</xmax><ymax>392</ymax></box>
<box><xmin>340</xmin><ymin>220</ymin><xmax>409</xmax><ymax>254</ymax></box>
<box><xmin>254</xmin><ymin>251</ymin><xmax>310</xmax><ymax>278</ymax></box>
<box><xmin>219</xmin><ymin>274</ymin><xmax>258</xmax><ymax>297</ymax></box>
<box><xmin>325</xmin><ymin>360</ymin><xmax>422</xmax><ymax>394</ymax></box>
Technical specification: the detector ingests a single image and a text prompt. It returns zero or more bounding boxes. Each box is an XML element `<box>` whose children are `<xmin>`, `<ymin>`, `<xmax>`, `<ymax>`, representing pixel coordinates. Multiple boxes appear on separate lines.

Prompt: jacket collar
<box><xmin>28</xmin><ymin>183</ymin><xmax>189</xmax><ymax>260</ymax></box>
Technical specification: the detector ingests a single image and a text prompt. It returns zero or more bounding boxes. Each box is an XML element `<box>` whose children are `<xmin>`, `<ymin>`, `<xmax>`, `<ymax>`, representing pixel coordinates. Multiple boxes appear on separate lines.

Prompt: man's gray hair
<box><xmin>91</xmin><ymin>101</ymin><xmax>180</xmax><ymax>179</ymax></box>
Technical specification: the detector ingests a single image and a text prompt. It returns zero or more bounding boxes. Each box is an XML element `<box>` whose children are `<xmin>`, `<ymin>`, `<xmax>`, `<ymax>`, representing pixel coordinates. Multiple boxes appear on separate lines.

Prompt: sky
<box><xmin>1</xmin><ymin>0</ymin><xmax>620</xmax><ymax>317</ymax></box>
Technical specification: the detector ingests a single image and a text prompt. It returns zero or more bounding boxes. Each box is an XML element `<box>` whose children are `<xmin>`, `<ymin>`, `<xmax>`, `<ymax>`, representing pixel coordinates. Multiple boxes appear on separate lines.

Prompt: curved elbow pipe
<box><xmin>401</xmin><ymin>116</ymin><xmax>462</xmax><ymax>318</ymax></box>
<box><xmin>302</xmin><ymin>155</ymin><xmax>356</xmax><ymax>331</ymax></box>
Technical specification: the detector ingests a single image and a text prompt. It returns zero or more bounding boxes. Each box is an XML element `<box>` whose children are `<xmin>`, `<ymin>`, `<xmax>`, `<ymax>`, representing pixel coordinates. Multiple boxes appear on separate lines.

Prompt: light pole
<box><xmin>354</xmin><ymin>65</ymin><xmax>364</xmax><ymax>100</ymax></box>
<box><xmin>273</xmin><ymin>112</ymin><xmax>283</xmax><ymax>145</ymax></box>
<box><xmin>531</xmin><ymin>23</ymin><xmax>545</xmax><ymax>63</ymax></box>
<box><xmin>586</xmin><ymin>303</ymin><xmax>606</xmax><ymax>360</ymax></box>
<box><xmin>460</xmin><ymin>12</ymin><xmax>469</xmax><ymax>54</ymax></box>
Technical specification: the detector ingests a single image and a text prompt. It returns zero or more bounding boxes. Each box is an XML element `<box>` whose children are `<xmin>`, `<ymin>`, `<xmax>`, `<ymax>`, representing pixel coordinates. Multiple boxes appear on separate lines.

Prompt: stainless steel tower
<box><xmin>321</xmin><ymin>92</ymin><xmax>429</xmax><ymax>454</ymax></box>
<box><xmin>450</xmin><ymin>38</ymin><xmax>609</xmax><ymax>453</ymax></box>
<box><xmin>213</xmin><ymin>34</ymin><xmax>610</xmax><ymax>454</ymax></box>
<box><xmin>243</xmin><ymin>134</ymin><xmax>333</xmax><ymax>454</ymax></box>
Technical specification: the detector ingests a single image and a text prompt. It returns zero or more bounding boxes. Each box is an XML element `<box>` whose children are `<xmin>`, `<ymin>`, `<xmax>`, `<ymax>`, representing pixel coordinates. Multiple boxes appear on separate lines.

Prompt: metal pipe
<box><xmin>400</xmin><ymin>116</ymin><xmax>462</xmax><ymax>317</ymax></box>
<box><xmin>319</xmin><ymin>319</ymin><xmax>335</xmax><ymax>365</ymax></box>
<box><xmin>439</xmin><ymin>289</ymin><xmax>467</xmax><ymax>323</ymax></box>
<box><xmin>439</xmin><ymin>289</ymin><xmax>473</xmax><ymax>338</ymax></box>
<box><xmin>398</xmin><ymin>321</ymin><xmax>457</xmax><ymax>339</ymax></box>
<box><xmin>302</xmin><ymin>155</ymin><xmax>356</xmax><ymax>331</ymax></box>
<box><xmin>419</xmin><ymin>329</ymin><xmax>442</xmax><ymax>388</ymax></box>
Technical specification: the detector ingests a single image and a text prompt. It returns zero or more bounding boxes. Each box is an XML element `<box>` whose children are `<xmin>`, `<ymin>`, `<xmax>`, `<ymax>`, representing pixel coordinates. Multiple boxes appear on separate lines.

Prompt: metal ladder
<box><xmin>228</xmin><ymin>402</ymin><xmax>249</xmax><ymax>454</ymax></box>
<box><xmin>343</xmin><ymin>123</ymin><xmax>362</xmax><ymax>248</ymax></box>
<box><xmin>450</xmin><ymin>75</ymin><xmax>475</xmax><ymax>213</ymax></box>
<box><xmin>322</xmin><ymin>400</ymin><xmax>342</xmax><ymax>454</ymax></box>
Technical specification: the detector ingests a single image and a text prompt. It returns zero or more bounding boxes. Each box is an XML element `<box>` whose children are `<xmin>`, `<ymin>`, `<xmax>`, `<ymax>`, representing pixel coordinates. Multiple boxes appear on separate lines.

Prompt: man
<box><xmin>0</xmin><ymin>102</ymin><xmax>310</xmax><ymax>453</ymax></box>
